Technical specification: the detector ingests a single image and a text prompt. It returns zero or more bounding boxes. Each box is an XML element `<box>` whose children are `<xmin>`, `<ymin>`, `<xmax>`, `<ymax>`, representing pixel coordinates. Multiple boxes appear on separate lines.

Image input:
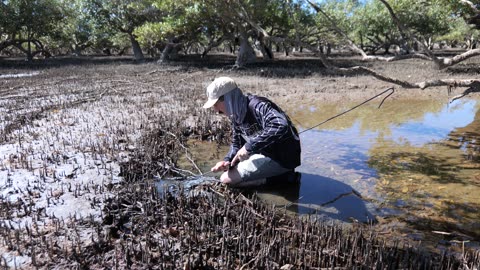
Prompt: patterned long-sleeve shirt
<box><xmin>224</xmin><ymin>94</ymin><xmax>301</xmax><ymax>169</ymax></box>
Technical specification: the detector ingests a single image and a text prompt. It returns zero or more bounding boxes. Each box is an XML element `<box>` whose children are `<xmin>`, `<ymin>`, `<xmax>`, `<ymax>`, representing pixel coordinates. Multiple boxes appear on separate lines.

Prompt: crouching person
<box><xmin>203</xmin><ymin>77</ymin><xmax>301</xmax><ymax>187</ymax></box>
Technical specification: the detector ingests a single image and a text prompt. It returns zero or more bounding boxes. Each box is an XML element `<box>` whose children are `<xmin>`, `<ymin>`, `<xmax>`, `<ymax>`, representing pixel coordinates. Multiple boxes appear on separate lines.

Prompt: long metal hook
<box><xmin>161</xmin><ymin>87</ymin><xmax>395</xmax><ymax>181</ymax></box>
<box><xmin>299</xmin><ymin>87</ymin><xmax>395</xmax><ymax>135</ymax></box>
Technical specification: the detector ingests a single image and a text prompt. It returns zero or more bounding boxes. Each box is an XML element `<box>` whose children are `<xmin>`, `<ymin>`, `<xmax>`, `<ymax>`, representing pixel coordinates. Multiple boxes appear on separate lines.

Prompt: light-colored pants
<box><xmin>235</xmin><ymin>154</ymin><xmax>291</xmax><ymax>187</ymax></box>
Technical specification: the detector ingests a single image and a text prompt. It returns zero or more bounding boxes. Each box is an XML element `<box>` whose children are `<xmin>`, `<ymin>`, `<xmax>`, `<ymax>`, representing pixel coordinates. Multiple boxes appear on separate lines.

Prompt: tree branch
<box><xmin>449</xmin><ymin>81</ymin><xmax>480</xmax><ymax>102</ymax></box>
<box><xmin>306</xmin><ymin>1</ymin><xmax>441</xmax><ymax>65</ymax></box>
<box><xmin>459</xmin><ymin>0</ymin><xmax>479</xmax><ymax>13</ymax></box>
<box><xmin>417</xmin><ymin>79</ymin><xmax>480</xmax><ymax>89</ymax></box>
<box><xmin>335</xmin><ymin>66</ymin><xmax>418</xmax><ymax>88</ymax></box>
<box><xmin>337</xmin><ymin>66</ymin><xmax>480</xmax><ymax>91</ymax></box>
<box><xmin>369</xmin><ymin>0</ymin><xmax>480</xmax><ymax>69</ymax></box>
<box><xmin>307</xmin><ymin>0</ymin><xmax>367</xmax><ymax>58</ymax></box>
<box><xmin>237</xmin><ymin>1</ymin><xmax>480</xmax><ymax>100</ymax></box>
<box><xmin>363</xmin><ymin>53</ymin><xmax>432</xmax><ymax>62</ymax></box>
<box><xmin>440</xmin><ymin>48</ymin><xmax>480</xmax><ymax>66</ymax></box>
<box><xmin>377</xmin><ymin>0</ymin><xmax>440</xmax><ymax>63</ymax></box>
<box><xmin>371</xmin><ymin>0</ymin><xmax>480</xmax><ymax>70</ymax></box>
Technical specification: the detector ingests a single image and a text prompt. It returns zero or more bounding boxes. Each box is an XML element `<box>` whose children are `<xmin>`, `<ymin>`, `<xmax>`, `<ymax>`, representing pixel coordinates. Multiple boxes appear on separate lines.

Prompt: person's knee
<box><xmin>220</xmin><ymin>172</ymin><xmax>232</xmax><ymax>184</ymax></box>
<box><xmin>220</xmin><ymin>170</ymin><xmax>241</xmax><ymax>184</ymax></box>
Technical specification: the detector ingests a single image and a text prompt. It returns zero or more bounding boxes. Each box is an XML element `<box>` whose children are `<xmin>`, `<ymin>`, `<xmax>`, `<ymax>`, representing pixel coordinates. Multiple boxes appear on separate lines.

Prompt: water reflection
<box><xmin>282</xmin><ymin>97</ymin><xmax>480</xmax><ymax>244</ymax></box>
<box><xmin>388</xmin><ymin>100</ymin><xmax>477</xmax><ymax>146</ymax></box>
<box><xmin>254</xmin><ymin>173</ymin><xmax>378</xmax><ymax>224</ymax></box>
<box><xmin>176</xmin><ymin>97</ymin><xmax>480</xmax><ymax>247</ymax></box>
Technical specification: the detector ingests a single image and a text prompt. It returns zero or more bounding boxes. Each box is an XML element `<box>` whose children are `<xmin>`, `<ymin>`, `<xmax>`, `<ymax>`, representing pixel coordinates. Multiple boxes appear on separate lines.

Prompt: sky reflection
<box><xmin>388</xmin><ymin>100</ymin><xmax>477</xmax><ymax>146</ymax></box>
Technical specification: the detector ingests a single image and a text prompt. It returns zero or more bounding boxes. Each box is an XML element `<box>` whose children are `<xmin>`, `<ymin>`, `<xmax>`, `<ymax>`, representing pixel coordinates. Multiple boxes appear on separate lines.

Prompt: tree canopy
<box><xmin>2</xmin><ymin>0</ymin><xmax>478</xmax><ymax>60</ymax></box>
<box><xmin>1</xmin><ymin>0</ymin><xmax>480</xmax><ymax>96</ymax></box>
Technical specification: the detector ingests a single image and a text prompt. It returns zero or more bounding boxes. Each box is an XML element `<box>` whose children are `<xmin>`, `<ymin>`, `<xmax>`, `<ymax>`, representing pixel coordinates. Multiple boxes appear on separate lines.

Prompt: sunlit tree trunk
<box><xmin>235</xmin><ymin>30</ymin><xmax>256</xmax><ymax>67</ymax></box>
<box><xmin>27</xmin><ymin>40</ymin><xmax>33</xmax><ymax>62</ymax></box>
<box><xmin>159</xmin><ymin>38</ymin><xmax>180</xmax><ymax>63</ymax></box>
<box><xmin>256</xmin><ymin>38</ymin><xmax>273</xmax><ymax>60</ymax></box>
<box><xmin>27</xmin><ymin>28</ymin><xmax>33</xmax><ymax>62</ymax></box>
<box><xmin>129</xmin><ymin>34</ymin><xmax>144</xmax><ymax>61</ymax></box>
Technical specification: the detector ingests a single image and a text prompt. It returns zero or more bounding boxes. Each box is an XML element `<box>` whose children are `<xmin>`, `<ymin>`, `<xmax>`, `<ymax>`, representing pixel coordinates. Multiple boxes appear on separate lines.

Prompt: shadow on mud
<box><xmin>0</xmin><ymin>55</ymin><xmax>150</xmax><ymax>69</ymax></box>
<box><xmin>447</xmin><ymin>63</ymin><xmax>480</xmax><ymax>75</ymax></box>
<box><xmin>168</xmin><ymin>54</ymin><xmax>365</xmax><ymax>78</ymax></box>
<box><xmin>368</xmin><ymin>151</ymin><xmax>478</xmax><ymax>186</ymax></box>
<box><xmin>405</xmin><ymin>200</ymin><xmax>480</xmax><ymax>242</ymax></box>
<box><xmin>0</xmin><ymin>53</ymin><xmax>367</xmax><ymax>78</ymax></box>
<box><xmin>251</xmin><ymin>172</ymin><xmax>377</xmax><ymax>224</ymax></box>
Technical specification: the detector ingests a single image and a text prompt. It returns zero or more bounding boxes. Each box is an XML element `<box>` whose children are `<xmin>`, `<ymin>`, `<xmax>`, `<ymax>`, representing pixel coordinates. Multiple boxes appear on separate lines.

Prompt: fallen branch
<box><xmin>439</xmin><ymin>48</ymin><xmax>480</xmax><ymax>68</ymax></box>
<box><xmin>378</xmin><ymin>0</ymin><xmax>439</xmax><ymax>65</ymax></box>
<box><xmin>449</xmin><ymin>81</ymin><xmax>480</xmax><ymax>102</ymax></box>
<box><xmin>240</xmin><ymin>1</ymin><xmax>480</xmax><ymax>100</ymax></box>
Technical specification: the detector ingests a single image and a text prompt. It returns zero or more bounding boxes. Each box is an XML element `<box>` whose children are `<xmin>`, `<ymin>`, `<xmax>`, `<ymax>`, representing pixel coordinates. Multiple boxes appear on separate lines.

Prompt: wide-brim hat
<box><xmin>203</xmin><ymin>77</ymin><xmax>237</xmax><ymax>108</ymax></box>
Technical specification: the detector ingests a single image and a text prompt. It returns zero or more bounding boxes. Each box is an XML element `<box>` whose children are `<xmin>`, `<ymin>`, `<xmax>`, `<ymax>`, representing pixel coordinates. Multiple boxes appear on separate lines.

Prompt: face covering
<box><xmin>223</xmin><ymin>87</ymin><xmax>247</xmax><ymax>124</ymax></box>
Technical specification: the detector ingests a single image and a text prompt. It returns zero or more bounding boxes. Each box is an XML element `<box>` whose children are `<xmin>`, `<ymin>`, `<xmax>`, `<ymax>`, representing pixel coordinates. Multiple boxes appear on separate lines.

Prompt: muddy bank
<box><xmin>1</xmin><ymin>54</ymin><xmax>479</xmax><ymax>268</ymax></box>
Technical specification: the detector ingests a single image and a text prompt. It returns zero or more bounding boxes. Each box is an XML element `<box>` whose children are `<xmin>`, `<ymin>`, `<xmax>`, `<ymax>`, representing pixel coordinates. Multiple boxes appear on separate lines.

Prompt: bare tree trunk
<box><xmin>27</xmin><ymin>29</ymin><xmax>33</xmax><ymax>62</ymax></box>
<box><xmin>284</xmin><ymin>43</ymin><xmax>290</xmax><ymax>56</ymax></box>
<box><xmin>129</xmin><ymin>34</ymin><xmax>144</xmax><ymax>61</ymax></box>
<box><xmin>255</xmin><ymin>38</ymin><xmax>273</xmax><ymax>60</ymax></box>
<box><xmin>467</xmin><ymin>35</ymin><xmax>477</xmax><ymax>50</ymax></box>
<box><xmin>71</xmin><ymin>45</ymin><xmax>82</xmax><ymax>56</ymax></box>
<box><xmin>235</xmin><ymin>30</ymin><xmax>256</xmax><ymax>67</ymax></box>
<box><xmin>159</xmin><ymin>43</ymin><xmax>173</xmax><ymax>63</ymax></box>
<box><xmin>202</xmin><ymin>35</ymin><xmax>226</xmax><ymax>58</ymax></box>
<box><xmin>27</xmin><ymin>40</ymin><xmax>33</xmax><ymax>62</ymax></box>
<box><xmin>158</xmin><ymin>38</ymin><xmax>181</xmax><ymax>63</ymax></box>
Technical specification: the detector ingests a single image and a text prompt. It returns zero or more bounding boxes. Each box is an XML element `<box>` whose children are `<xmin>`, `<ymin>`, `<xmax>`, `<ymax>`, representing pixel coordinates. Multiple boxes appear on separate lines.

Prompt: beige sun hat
<box><xmin>203</xmin><ymin>77</ymin><xmax>238</xmax><ymax>109</ymax></box>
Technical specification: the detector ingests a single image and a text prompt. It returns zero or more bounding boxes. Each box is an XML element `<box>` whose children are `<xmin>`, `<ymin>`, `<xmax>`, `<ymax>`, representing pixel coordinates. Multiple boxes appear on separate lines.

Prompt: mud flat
<box><xmin>0</xmin><ymin>55</ymin><xmax>479</xmax><ymax>269</ymax></box>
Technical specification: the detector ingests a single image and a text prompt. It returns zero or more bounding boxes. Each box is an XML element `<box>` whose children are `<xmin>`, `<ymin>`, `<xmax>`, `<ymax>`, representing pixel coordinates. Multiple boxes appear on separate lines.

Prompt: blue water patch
<box><xmin>283</xmin><ymin>98</ymin><xmax>480</xmax><ymax>215</ymax></box>
<box><xmin>389</xmin><ymin>100</ymin><xmax>477</xmax><ymax>146</ymax></box>
<box><xmin>299</xmin><ymin>121</ymin><xmax>379</xmax><ymax>177</ymax></box>
<box><xmin>299</xmin><ymin>100</ymin><xmax>478</xmax><ymax>173</ymax></box>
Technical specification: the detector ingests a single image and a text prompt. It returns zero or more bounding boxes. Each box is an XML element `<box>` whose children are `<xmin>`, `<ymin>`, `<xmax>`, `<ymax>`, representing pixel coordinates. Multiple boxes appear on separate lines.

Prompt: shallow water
<box><xmin>165</xmin><ymin>96</ymin><xmax>480</xmax><ymax>249</ymax></box>
<box><xmin>277</xmin><ymin>97</ymin><xmax>480</xmax><ymax>247</ymax></box>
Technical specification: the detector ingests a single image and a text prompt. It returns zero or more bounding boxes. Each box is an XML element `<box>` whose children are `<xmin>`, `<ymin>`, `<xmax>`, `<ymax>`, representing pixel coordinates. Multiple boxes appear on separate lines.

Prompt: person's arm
<box><xmin>224</xmin><ymin>124</ymin><xmax>243</xmax><ymax>162</ymax></box>
<box><xmin>211</xmin><ymin>124</ymin><xmax>243</xmax><ymax>172</ymax></box>
<box><xmin>244</xmin><ymin>101</ymin><xmax>290</xmax><ymax>154</ymax></box>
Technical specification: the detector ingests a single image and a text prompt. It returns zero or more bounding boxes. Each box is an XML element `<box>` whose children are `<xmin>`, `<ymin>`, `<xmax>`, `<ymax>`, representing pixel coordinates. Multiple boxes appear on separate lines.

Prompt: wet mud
<box><xmin>1</xmin><ymin>55</ymin><xmax>480</xmax><ymax>268</ymax></box>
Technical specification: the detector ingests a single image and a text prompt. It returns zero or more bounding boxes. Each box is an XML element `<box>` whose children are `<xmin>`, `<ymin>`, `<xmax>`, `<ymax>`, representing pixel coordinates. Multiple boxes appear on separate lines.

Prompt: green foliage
<box><xmin>313</xmin><ymin>0</ymin><xmax>362</xmax><ymax>45</ymax></box>
<box><xmin>1</xmin><ymin>0</ymin><xmax>479</xmax><ymax>58</ymax></box>
<box><xmin>13</xmin><ymin>0</ymin><xmax>64</xmax><ymax>38</ymax></box>
<box><xmin>0</xmin><ymin>0</ymin><xmax>65</xmax><ymax>56</ymax></box>
<box><xmin>0</xmin><ymin>2</ymin><xmax>15</xmax><ymax>36</ymax></box>
<box><xmin>85</xmin><ymin>0</ymin><xmax>160</xmax><ymax>34</ymax></box>
<box><xmin>441</xmin><ymin>0</ymin><xmax>479</xmax><ymax>19</ymax></box>
<box><xmin>54</xmin><ymin>0</ymin><xmax>95</xmax><ymax>53</ymax></box>
<box><xmin>350</xmin><ymin>0</ymin><xmax>460</xmax><ymax>52</ymax></box>
<box><xmin>438</xmin><ymin>17</ymin><xmax>480</xmax><ymax>44</ymax></box>
<box><xmin>134</xmin><ymin>0</ymin><xmax>202</xmax><ymax>52</ymax></box>
<box><xmin>400</xmin><ymin>0</ymin><xmax>451</xmax><ymax>39</ymax></box>
<box><xmin>351</xmin><ymin>1</ymin><xmax>402</xmax><ymax>51</ymax></box>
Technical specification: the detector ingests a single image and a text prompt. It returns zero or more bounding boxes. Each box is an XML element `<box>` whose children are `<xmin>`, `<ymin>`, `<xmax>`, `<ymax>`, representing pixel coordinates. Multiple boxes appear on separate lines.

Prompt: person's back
<box><xmin>240</xmin><ymin>94</ymin><xmax>301</xmax><ymax>170</ymax></box>
<box><xmin>203</xmin><ymin>77</ymin><xmax>301</xmax><ymax>187</ymax></box>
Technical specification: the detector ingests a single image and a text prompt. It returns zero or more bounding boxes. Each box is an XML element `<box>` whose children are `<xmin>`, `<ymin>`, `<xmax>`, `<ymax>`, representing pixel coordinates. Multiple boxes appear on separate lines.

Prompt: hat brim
<box><xmin>202</xmin><ymin>98</ymin><xmax>218</xmax><ymax>109</ymax></box>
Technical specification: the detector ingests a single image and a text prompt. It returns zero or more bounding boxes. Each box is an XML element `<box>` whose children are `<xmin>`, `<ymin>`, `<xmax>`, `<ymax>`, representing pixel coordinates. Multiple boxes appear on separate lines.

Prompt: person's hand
<box><xmin>231</xmin><ymin>145</ymin><xmax>249</xmax><ymax>167</ymax></box>
<box><xmin>211</xmin><ymin>161</ymin><xmax>231</xmax><ymax>172</ymax></box>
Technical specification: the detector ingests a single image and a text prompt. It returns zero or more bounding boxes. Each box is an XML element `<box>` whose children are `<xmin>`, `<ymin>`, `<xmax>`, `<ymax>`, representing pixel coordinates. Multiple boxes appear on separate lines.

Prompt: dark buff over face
<box><xmin>213</xmin><ymin>100</ymin><xmax>227</xmax><ymax>115</ymax></box>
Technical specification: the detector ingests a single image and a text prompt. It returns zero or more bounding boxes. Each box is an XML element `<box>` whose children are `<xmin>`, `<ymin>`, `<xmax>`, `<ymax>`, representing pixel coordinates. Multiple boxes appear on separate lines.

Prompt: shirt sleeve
<box><xmin>244</xmin><ymin>100</ymin><xmax>290</xmax><ymax>153</ymax></box>
<box><xmin>223</xmin><ymin>123</ymin><xmax>243</xmax><ymax>162</ymax></box>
